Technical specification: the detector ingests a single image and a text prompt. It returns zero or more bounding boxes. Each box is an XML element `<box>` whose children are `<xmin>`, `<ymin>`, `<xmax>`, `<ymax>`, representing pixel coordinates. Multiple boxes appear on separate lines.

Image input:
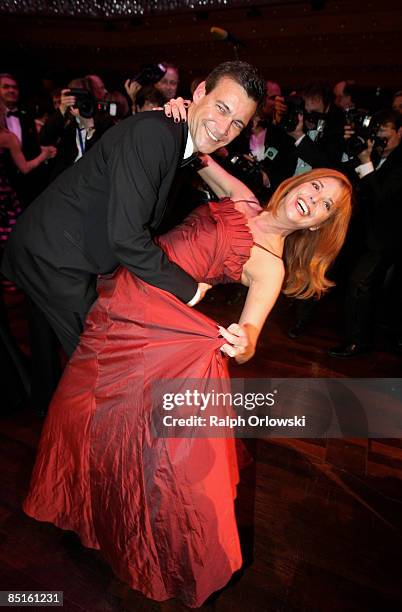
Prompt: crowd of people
<box><xmin>0</xmin><ymin>60</ymin><xmax>401</xmax><ymax>608</ymax></box>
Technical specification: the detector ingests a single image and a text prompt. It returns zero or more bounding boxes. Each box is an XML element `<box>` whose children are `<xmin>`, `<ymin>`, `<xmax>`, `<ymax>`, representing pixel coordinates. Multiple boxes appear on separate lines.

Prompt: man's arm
<box><xmin>354</xmin><ymin>140</ymin><xmax>402</xmax><ymax>207</ymax></box>
<box><xmin>358</xmin><ymin>161</ymin><xmax>402</xmax><ymax>206</ymax></box>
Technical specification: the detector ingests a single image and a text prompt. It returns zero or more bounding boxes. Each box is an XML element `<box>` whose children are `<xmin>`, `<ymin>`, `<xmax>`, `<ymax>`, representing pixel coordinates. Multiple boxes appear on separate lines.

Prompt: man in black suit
<box><xmin>0</xmin><ymin>73</ymin><xmax>47</xmax><ymax>205</ymax></box>
<box><xmin>225</xmin><ymin>80</ymin><xmax>346</xmax><ymax>210</ymax></box>
<box><xmin>271</xmin><ymin>80</ymin><xmax>345</xmax><ymax>178</ymax></box>
<box><xmin>329</xmin><ymin>109</ymin><xmax>402</xmax><ymax>356</ymax></box>
<box><xmin>3</xmin><ymin>61</ymin><xmax>264</xmax><ymax>357</ymax></box>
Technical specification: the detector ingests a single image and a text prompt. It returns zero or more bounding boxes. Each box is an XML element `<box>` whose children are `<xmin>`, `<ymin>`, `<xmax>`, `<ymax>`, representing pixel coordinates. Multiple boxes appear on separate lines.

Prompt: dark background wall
<box><xmin>1</xmin><ymin>0</ymin><xmax>401</xmax><ymax>96</ymax></box>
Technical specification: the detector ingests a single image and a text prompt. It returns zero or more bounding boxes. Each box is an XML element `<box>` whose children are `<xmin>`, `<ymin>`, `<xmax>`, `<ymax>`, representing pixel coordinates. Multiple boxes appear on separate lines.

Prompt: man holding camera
<box><xmin>2</xmin><ymin>61</ymin><xmax>264</xmax><ymax>359</ymax></box>
<box><xmin>272</xmin><ymin>80</ymin><xmax>345</xmax><ymax>176</ymax></box>
<box><xmin>329</xmin><ymin>109</ymin><xmax>402</xmax><ymax>357</ymax></box>
<box><xmin>267</xmin><ymin>81</ymin><xmax>345</xmax><ymax>338</ymax></box>
<box><xmin>218</xmin><ymin>81</ymin><xmax>341</xmax><ymax>203</ymax></box>
<box><xmin>40</xmin><ymin>75</ymin><xmax>114</xmax><ymax>181</ymax></box>
<box><xmin>124</xmin><ymin>62</ymin><xmax>178</xmax><ymax>114</ymax></box>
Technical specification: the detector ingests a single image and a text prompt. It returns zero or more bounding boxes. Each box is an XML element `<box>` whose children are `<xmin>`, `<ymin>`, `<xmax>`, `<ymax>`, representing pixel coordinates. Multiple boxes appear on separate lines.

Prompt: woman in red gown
<box><xmin>24</xmin><ymin>162</ymin><xmax>352</xmax><ymax>608</ymax></box>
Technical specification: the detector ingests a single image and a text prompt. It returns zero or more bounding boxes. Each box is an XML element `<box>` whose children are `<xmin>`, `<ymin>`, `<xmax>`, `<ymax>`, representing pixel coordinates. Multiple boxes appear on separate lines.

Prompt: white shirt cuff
<box><xmin>294</xmin><ymin>134</ymin><xmax>306</xmax><ymax>147</ymax></box>
<box><xmin>187</xmin><ymin>287</ymin><xmax>201</xmax><ymax>307</ymax></box>
<box><xmin>355</xmin><ymin>161</ymin><xmax>374</xmax><ymax>178</ymax></box>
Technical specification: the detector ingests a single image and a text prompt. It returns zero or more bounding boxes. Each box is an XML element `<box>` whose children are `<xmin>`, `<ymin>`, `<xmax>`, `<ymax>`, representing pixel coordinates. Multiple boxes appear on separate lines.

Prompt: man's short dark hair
<box><xmin>205</xmin><ymin>61</ymin><xmax>265</xmax><ymax>107</ymax></box>
<box><xmin>302</xmin><ymin>80</ymin><xmax>332</xmax><ymax>108</ymax></box>
<box><xmin>373</xmin><ymin>109</ymin><xmax>402</xmax><ymax>131</ymax></box>
<box><xmin>136</xmin><ymin>85</ymin><xmax>165</xmax><ymax>109</ymax></box>
<box><xmin>343</xmin><ymin>82</ymin><xmax>364</xmax><ymax>107</ymax></box>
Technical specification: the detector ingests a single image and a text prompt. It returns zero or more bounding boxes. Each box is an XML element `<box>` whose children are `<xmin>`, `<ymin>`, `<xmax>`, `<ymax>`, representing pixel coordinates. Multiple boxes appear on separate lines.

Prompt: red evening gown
<box><xmin>23</xmin><ymin>199</ymin><xmax>254</xmax><ymax>608</ymax></box>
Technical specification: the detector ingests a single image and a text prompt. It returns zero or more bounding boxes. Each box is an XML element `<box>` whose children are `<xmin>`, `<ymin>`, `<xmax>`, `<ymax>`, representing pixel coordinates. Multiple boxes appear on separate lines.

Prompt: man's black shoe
<box><xmin>288</xmin><ymin>321</ymin><xmax>308</xmax><ymax>339</ymax></box>
<box><xmin>328</xmin><ymin>342</ymin><xmax>372</xmax><ymax>358</ymax></box>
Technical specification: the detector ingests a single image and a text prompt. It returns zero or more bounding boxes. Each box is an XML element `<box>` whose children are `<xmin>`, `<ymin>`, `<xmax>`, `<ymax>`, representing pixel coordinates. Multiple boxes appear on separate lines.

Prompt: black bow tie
<box><xmin>180</xmin><ymin>152</ymin><xmax>199</xmax><ymax>168</ymax></box>
<box><xmin>7</xmin><ymin>110</ymin><xmax>20</xmax><ymax>118</ymax></box>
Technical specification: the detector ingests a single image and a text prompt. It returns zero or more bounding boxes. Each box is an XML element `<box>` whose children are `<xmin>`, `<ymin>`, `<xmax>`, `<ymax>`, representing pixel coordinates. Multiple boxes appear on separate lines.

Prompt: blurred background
<box><xmin>1</xmin><ymin>0</ymin><xmax>401</xmax><ymax>99</ymax></box>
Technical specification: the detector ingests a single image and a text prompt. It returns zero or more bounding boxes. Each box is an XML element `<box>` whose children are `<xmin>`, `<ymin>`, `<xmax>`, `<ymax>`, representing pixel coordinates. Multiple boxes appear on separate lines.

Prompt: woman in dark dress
<box><xmin>0</xmin><ymin>100</ymin><xmax>55</xmax><ymax>255</ymax></box>
<box><xmin>23</xmin><ymin>160</ymin><xmax>352</xmax><ymax>608</ymax></box>
<box><xmin>0</xmin><ymin>100</ymin><xmax>55</xmax><ymax>410</ymax></box>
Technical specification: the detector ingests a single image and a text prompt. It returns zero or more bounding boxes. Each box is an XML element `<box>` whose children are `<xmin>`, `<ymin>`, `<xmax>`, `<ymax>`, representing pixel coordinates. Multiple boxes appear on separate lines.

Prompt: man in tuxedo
<box><xmin>329</xmin><ymin>109</ymin><xmax>402</xmax><ymax>356</ymax></box>
<box><xmin>3</xmin><ymin>61</ymin><xmax>264</xmax><ymax>357</ymax></box>
<box><xmin>0</xmin><ymin>73</ymin><xmax>47</xmax><ymax>205</ymax></box>
<box><xmin>226</xmin><ymin>80</ymin><xmax>346</xmax><ymax>209</ymax></box>
<box><xmin>273</xmin><ymin>80</ymin><xmax>345</xmax><ymax>177</ymax></box>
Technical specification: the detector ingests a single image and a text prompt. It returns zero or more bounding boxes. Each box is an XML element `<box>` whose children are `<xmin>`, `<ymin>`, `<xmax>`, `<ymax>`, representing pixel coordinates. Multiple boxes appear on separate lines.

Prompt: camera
<box><xmin>278</xmin><ymin>95</ymin><xmax>305</xmax><ymax>132</ymax></box>
<box><xmin>304</xmin><ymin>110</ymin><xmax>326</xmax><ymax>131</ymax></box>
<box><xmin>96</xmin><ymin>100</ymin><xmax>117</xmax><ymax>118</ymax></box>
<box><xmin>67</xmin><ymin>88</ymin><xmax>117</xmax><ymax>119</ymax></box>
<box><xmin>223</xmin><ymin>154</ymin><xmax>270</xmax><ymax>200</ymax></box>
<box><xmin>345</xmin><ymin>108</ymin><xmax>372</xmax><ymax>132</ymax></box>
<box><xmin>130</xmin><ymin>63</ymin><xmax>167</xmax><ymax>87</ymax></box>
<box><xmin>344</xmin><ymin>109</ymin><xmax>387</xmax><ymax>157</ymax></box>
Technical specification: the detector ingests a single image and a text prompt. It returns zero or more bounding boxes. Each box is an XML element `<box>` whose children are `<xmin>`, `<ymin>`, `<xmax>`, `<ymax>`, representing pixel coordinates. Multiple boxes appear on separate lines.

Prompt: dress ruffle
<box><xmin>207</xmin><ymin>198</ymin><xmax>253</xmax><ymax>285</ymax></box>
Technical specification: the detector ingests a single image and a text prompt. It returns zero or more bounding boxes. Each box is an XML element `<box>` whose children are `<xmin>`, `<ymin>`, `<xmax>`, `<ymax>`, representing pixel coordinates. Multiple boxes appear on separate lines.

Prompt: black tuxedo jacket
<box><xmin>2</xmin><ymin>112</ymin><xmax>198</xmax><ymax>312</ymax></box>
<box><xmin>357</xmin><ymin>143</ymin><xmax>402</xmax><ymax>252</ymax></box>
<box><xmin>274</xmin><ymin>104</ymin><xmax>345</xmax><ymax>176</ymax></box>
<box><xmin>13</xmin><ymin>109</ymin><xmax>41</xmax><ymax>159</ymax></box>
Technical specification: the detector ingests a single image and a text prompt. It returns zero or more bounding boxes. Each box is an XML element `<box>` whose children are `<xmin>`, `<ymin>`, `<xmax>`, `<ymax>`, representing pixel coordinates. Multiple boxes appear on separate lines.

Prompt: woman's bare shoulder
<box><xmin>0</xmin><ymin>130</ymin><xmax>18</xmax><ymax>148</ymax></box>
<box><xmin>241</xmin><ymin>246</ymin><xmax>285</xmax><ymax>286</ymax></box>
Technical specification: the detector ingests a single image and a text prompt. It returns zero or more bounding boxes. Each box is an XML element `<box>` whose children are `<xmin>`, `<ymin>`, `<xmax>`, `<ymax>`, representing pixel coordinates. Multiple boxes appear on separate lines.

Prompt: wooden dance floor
<box><xmin>1</xmin><ymin>285</ymin><xmax>401</xmax><ymax>611</ymax></box>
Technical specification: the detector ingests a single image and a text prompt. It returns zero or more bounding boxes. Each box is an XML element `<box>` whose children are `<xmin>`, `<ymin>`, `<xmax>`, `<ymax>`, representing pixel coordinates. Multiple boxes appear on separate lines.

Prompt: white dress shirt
<box><xmin>181</xmin><ymin>131</ymin><xmax>201</xmax><ymax>306</ymax></box>
<box><xmin>6</xmin><ymin>110</ymin><xmax>22</xmax><ymax>144</ymax></box>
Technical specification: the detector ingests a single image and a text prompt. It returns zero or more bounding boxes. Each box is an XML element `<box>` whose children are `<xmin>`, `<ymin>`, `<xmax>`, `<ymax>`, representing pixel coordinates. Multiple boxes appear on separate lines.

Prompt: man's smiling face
<box><xmin>188</xmin><ymin>77</ymin><xmax>257</xmax><ymax>154</ymax></box>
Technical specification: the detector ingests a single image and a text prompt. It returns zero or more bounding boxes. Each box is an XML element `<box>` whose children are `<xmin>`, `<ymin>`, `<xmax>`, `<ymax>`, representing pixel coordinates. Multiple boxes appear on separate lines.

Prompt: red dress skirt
<box><xmin>23</xmin><ymin>199</ymin><xmax>254</xmax><ymax>607</ymax></box>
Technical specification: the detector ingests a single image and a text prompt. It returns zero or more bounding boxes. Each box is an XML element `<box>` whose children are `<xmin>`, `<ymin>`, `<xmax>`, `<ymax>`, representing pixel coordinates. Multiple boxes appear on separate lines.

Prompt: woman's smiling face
<box><xmin>281</xmin><ymin>176</ymin><xmax>342</xmax><ymax>231</ymax></box>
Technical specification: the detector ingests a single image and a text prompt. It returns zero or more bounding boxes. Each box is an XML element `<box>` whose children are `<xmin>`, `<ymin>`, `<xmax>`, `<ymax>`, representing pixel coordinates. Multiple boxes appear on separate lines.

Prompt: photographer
<box><xmin>40</xmin><ymin>76</ymin><xmax>114</xmax><ymax>181</ymax></box>
<box><xmin>269</xmin><ymin>82</ymin><xmax>346</xmax><ymax>338</ymax></box>
<box><xmin>329</xmin><ymin>109</ymin><xmax>402</xmax><ymax>356</ymax></box>
<box><xmin>334</xmin><ymin>80</ymin><xmax>358</xmax><ymax>111</ymax></box>
<box><xmin>273</xmin><ymin>80</ymin><xmax>345</xmax><ymax>175</ymax></box>
<box><xmin>218</xmin><ymin>108</ymin><xmax>281</xmax><ymax>202</ymax></box>
<box><xmin>124</xmin><ymin>63</ymin><xmax>173</xmax><ymax>114</ymax></box>
<box><xmin>29</xmin><ymin>76</ymin><xmax>114</xmax><ymax>413</ymax></box>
